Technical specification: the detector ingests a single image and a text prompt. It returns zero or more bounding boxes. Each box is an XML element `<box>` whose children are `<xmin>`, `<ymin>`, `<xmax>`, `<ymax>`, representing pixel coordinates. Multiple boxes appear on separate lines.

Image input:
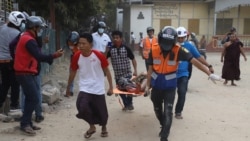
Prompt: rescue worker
<box><xmin>140</xmin><ymin>27</ymin><xmax>158</xmax><ymax>71</ymax></box>
<box><xmin>144</xmin><ymin>26</ymin><xmax>221</xmax><ymax>141</ymax></box>
<box><xmin>175</xmin><ymin>26</ymin><xmax>214</xmax><ymax>119</ymax></box>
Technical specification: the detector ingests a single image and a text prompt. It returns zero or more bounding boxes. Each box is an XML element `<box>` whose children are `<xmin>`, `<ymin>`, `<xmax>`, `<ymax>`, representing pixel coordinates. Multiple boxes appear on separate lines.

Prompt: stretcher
<box><xmin>111</xmin><ymin>75</ymin><xmax>146</xmax><ymax>97</ymax></box>
<box><xmin>112</xmin><ymin>88</ymin><xmax>145</xmax><ymax>97</ymax></box>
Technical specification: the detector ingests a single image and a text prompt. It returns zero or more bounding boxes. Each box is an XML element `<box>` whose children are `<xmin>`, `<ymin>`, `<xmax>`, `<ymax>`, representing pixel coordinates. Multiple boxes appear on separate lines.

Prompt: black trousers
<box><xmin>0</xmin><ymin>62</ymin><xmax>20</xmax><ymax>108</ymax></box>
<box><xmin>150</xmin><ymin>88</ymin><xmax>176</xmax><ymax>139</ymax></box>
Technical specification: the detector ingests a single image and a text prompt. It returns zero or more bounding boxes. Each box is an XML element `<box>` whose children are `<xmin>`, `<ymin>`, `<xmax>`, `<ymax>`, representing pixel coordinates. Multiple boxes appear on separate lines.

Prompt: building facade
<box><xmin>119</xmin><ymin>0</ymin><xmax>250</xmax><ymax>49</ymax></box>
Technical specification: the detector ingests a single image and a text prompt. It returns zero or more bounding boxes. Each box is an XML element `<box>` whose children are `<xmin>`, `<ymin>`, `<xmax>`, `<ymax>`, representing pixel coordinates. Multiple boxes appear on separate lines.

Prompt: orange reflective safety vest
<box><xmin>151</xmin><ymin>44</ymin><xmax>180</xmax><ymax>90</ymax></box>
<box><xmin>142</xmin><ymin>36</ymin><xmax>158</xmax><ymax>59</ymax></box>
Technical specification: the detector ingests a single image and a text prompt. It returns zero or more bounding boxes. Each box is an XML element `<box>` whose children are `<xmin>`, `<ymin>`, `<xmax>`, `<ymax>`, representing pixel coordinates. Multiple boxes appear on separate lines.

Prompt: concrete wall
<box><xmin>123</xmin><ymin>2</ymin><xmax>250</xmax><ymax>49</ymax></box>
<box><xmin>130</xmin><ymin>4</ymin><xmax>153</xmax><ymax>44</ymax></box>
<box><xmin>123</xmin><ymin>6</ymin><xmax>131</xmax><ymax>42</ymax></box>
<box><xmin>152</xmin><ymin>3</ymin><xmax>211</xmax><ymax>40</ymax></box>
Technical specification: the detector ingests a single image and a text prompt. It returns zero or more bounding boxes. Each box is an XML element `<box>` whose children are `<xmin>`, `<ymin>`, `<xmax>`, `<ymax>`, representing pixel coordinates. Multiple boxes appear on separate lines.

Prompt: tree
<box><xmin>18</xmin><ymin>0</ymin><xmax>117</xmax><ymax>31</ymax></box>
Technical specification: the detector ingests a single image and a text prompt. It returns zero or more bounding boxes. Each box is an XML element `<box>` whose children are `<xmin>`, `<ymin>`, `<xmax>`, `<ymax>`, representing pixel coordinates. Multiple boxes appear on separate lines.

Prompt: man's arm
<box><xmin>104</xmin><ymin>46</ymin><xmax>110</xmax><ymax>57</ymax></box>
<box><xmin>66</xmin><ymin>70</ymin><xmax>77</xmax><ymax>97</ymax></box>
<box><xmin>146</xmin><ymin>65</ymin><xmax>153</xmax><ymax>88</ymax></box>
<box><xmin>189</xmin><ymin>43</ymin><xmax>214</xmax><ymax>73</ymax></box>
<box><xmin>103</xmin><ymin>67</ymin><xmax>113</xmax><ymax>94</ymax></box>
<box><xmin>146</xmin><ymin>51</ymin><xmax>153</xmax><ymax>90</ymax></box>
<box><xmin>104</xmin><ymin>35</ymin><xmax>111</xmax><ymax>56</ymax></box>
<box><xmin>221</xmin><ymin>42</ymin><xmax>230</xmax><ymax>62</ymax></box>
<box><xmin>191</xmin><ymin>57</ymin><xmax>222</xmax><ymax>83</ymax></box>
<box><xmin>239</xmin><ymin>44</ymin><xmax>247</xmax><ymax>61</ymax></box>
<box><xmin>139</xmin><ymin>39</ymin><xmax>144</xmax><ymax>59</ymax></box>
<box><xmin>190</xmin><ymin>58</ymin><xmax>211</xmax><ymax>76</ymax></box>
<box><xmin>196</xmin><ymin>57</ymin><xmax>214</xmax><ymax>73</ymax></box>
<box><xmin>179</xmin><ymin>47</ymin><xmax>210</xmax><ymax>76</ymax></box>
<box><xmin>26</xmin><ymin>40</ymin><xmax>63</xmax><ymax>64</ymax></box>
<box><xmin>132</xmin><ymin>58</ymin><xmax>137</xmax><ymax>76</ymax></box>
<box><xmin>144</xmin><ymin>65</ymin><xmax>153</xmax><ymax>96</ymax></box>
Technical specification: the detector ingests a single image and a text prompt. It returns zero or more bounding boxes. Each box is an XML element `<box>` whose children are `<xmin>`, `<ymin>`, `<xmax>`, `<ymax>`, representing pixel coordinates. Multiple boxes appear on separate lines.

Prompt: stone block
<box><xmin>42</xmin><ymin>84</ymin><xmax>60</xmax><ymax>105</ymax></box>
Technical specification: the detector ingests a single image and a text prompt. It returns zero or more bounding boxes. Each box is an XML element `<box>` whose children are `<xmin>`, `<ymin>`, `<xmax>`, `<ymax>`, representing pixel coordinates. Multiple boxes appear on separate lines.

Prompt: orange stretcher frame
<box><xmin>112</xmin><ymin>88</ymin><xmax>144</xmax><ymax>97</ymax></box>
<box><xmin>112</xmin><ymin>76</ymin><xmax>145</xmax><ymax>96</ymax></box>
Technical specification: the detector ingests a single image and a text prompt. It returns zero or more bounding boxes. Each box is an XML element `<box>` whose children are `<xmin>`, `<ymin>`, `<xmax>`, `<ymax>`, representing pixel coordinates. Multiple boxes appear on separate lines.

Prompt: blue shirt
<box><xmin>177</xmin><ymin>41</ymin><xmax>201</xmax><ymax>78</ymax></box>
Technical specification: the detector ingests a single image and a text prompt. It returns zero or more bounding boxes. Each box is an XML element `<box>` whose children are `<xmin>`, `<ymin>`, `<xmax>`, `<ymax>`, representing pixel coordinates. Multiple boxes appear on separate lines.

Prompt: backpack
<box><xmin>9</xmin><ymin>33</ymin><xmax>21</xmax><ymax>59</ymax></box>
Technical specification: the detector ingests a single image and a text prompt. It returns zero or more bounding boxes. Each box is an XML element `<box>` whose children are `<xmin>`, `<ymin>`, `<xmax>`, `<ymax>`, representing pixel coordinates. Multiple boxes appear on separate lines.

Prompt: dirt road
<box><xmin>0</xmin><ymin>52</ymin><xmax>249</xmax><ymax>141</ymax></box>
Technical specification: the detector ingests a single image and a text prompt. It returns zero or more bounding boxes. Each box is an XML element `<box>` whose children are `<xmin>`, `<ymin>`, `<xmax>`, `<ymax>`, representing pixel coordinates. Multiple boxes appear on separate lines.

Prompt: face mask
<box><xmin>37</xmin><ymin>29</ymin><xmax>43</xmax><ymax>37</ymax></box>
<box><xmin>98</xmin><ymin>28</ymin><xmax>104</xmax><ymax>34</ymax></box>
<box><xmin>20</xmin><ymin>23</ymin><xmax>26</xmax><ymax>32</ymax></box>
<box><xmin>69</xmin><ymin>46</ymin><xmax>74</xmax><ymax>50</ymax></box>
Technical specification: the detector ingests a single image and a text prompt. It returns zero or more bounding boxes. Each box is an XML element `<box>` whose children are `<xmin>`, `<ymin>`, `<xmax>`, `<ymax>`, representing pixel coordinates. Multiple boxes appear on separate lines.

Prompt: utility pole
<box><xmin>49</xmin><ymin>0</ymin><xmax>60</xmax><ymax>50</ymax></box>
<box><xmin>50</xmin><ymin>0</ymin><xmax>55</xmax><ymax>29</ymax></box>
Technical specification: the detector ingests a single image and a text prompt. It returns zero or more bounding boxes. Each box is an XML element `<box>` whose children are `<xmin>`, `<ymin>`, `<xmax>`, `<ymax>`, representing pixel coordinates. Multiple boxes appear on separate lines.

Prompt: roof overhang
<box><xmin>215</xmin><ymin>0</ymin><xmax>250</xmax><ymax>13</ymax></box>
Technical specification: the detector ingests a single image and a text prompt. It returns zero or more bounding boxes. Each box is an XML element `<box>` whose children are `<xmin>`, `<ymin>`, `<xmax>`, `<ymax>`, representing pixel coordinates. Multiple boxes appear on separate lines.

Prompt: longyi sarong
<box><xmin>76</xmin><ymin>91</ymin><xmax>108</xmax><ymax>126</ymax></box>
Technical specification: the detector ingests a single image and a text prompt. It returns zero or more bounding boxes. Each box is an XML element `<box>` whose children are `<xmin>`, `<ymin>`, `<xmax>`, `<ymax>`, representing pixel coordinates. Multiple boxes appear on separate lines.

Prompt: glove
<box><xmin>144</xmin><ymin>87</ymin><xmax>151</xmax><ymax>97</ymax></box>
<box><xmin>208</xmin><ymin>74</ymin><xmax>222</xmax><ymax>84</ymax></box>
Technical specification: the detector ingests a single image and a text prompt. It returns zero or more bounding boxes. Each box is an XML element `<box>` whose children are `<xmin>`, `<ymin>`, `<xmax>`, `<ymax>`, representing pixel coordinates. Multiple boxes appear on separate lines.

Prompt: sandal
<box><xmin>20</xmin><ymin>126</ymin><xmax>36</xmax><ymax>136</ymax></box>
<box><xmin>100</xmin><ymin>131</ymin><xmax>108</xmax><ymax>137</ymax></box>
<box><xmin>84</xmin><ymin>130</ymin><xmax>96</xmax><ymax>138</ymax></box>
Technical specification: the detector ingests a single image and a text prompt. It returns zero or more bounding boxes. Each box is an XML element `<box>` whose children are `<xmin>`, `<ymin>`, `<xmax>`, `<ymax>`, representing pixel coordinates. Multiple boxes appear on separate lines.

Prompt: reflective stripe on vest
<box><xmin>151</xmin><ymin>44</ymin><xmax>180</xmax><ymax>74</ymax></box>
<box><xmin>142</xmin><ymin>37</ymin><xmax>157</xmax><ymax>59</ymax></box>
<box><xmin>151</xmin><ymin>72</ymin><xmax>177</xmax><ymax>80</ymax></box>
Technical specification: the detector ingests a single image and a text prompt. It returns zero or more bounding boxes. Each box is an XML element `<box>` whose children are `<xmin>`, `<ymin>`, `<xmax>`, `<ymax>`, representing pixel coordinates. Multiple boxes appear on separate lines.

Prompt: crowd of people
<box><xmin>0</xmin><ymin>11</ymin><xmax>64</xmax><ymax>136</ymax></box>
<box><xmin>0</xmin><ymin>10</ymin><xmax>247</xmax><ymax>141</ymax></box>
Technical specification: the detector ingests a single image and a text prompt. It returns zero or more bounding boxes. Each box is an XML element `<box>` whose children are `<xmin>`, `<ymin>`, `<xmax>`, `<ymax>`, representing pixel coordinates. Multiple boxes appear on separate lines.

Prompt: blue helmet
<box><xmin>26</xmin><ymin>16</ymin><xmax>45</xmax><ymax>29</ymax></box>
<box><xmin>158</xmin><ymin>26</ymin><xmax>177</xmax><ymax>51</ymax></box>
<box><xmin>67</xmin><ymin>31</ymin><xmax>79</xmax><ymax>45</ymax></box>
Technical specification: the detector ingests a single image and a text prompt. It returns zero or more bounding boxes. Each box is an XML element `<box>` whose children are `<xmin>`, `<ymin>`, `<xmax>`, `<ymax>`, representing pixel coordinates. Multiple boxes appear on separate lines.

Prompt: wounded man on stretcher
<box><xmin>115</xmin><ymin>72</ymin><xmax>147</xmax><ymax>95</ymax></box>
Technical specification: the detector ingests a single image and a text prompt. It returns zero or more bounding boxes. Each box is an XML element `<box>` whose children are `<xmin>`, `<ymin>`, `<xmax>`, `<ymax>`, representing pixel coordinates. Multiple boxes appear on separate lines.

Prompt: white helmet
<box><xmin>8</xmin><ymin>11</ymin><xmax>26</xmax><ymax>27</ymax></box>
<box><xmin>176</xmin><ymin>26</ymin><xmax>187</xmax><ymax>37</ymax></box>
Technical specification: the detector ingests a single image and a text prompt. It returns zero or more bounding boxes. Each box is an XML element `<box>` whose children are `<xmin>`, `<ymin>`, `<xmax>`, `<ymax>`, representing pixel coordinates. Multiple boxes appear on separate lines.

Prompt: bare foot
<box><xmin>223</xmin><ymin>80</ymin><xmax>228</xmax><ymax>85</ymax></box>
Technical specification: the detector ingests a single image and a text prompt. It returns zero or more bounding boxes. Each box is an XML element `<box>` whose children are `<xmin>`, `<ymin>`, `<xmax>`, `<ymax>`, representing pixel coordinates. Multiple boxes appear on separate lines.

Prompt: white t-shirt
<box><xmin>92</xmin><ymin>32</ymin><xmax>111</xmax><ymax>53</ymax></box>
<box><xmin>131</xmin><ymin>34</ymin><xmax>136</xmax><ymax>40</ymax></box>
<box><xmin>71</xmin><ymin>50</ymin><xmax>109</xmax><ymax>95</ymax></box>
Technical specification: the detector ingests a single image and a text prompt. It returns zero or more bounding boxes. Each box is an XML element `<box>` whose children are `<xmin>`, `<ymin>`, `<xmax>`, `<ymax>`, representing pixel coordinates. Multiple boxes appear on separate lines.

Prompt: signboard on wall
<box><xmin>153</xmin><ymin>4</ymin><xmax>179</xmax><ymax>18</ymax></box>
